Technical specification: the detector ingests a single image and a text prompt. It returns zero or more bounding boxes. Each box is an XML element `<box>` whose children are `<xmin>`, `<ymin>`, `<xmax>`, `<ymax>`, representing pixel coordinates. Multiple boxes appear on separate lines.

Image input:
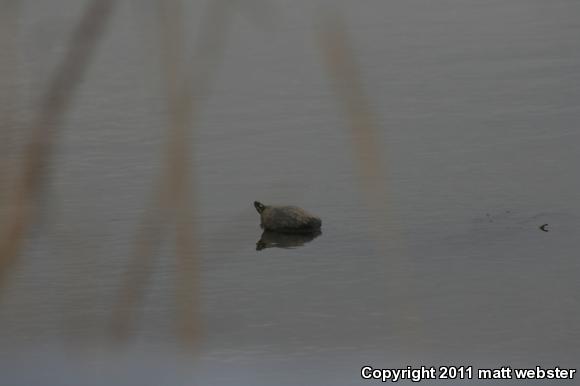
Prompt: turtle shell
<box><xmin>254</xmin><ymin>202</ymin><xmax>322</xmax><ymax>233</ymax></box>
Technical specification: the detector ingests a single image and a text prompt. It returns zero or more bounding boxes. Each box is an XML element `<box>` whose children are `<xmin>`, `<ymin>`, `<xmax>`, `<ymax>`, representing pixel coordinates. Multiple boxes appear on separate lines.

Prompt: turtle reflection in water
<box><xmin>253</xmin><ymin>201</ymin><xmax>322</xmax><ymax>250</ymax></box>
<box><xmin>256</xmin><ymin>230</ymin><xmax>322</xmax><ymax>251</ymax></box>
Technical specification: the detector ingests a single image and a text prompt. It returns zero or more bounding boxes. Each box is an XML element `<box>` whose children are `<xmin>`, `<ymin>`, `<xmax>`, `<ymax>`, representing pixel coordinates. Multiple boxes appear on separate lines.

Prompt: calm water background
<box><xmin>1</xmin><ymin>0</ymin><xmax>579</xmax><ymax>384</ymax></box>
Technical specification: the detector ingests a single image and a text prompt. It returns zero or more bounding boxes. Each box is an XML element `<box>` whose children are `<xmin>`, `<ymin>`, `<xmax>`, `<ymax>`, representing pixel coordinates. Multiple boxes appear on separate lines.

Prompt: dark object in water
<box><xmin>539</xmin><ymin>223</ymin><xmax>549</xmax><ymax>232</ymax></box>
<box><xmin>256</xmin><ymin>230</ymin><xmax>322</xmax><ymax>251</ymax></box>
<box><xmin>253</xmin><ymin>201</ymin><xmax>322</xmax><ymax>233</ymax></box>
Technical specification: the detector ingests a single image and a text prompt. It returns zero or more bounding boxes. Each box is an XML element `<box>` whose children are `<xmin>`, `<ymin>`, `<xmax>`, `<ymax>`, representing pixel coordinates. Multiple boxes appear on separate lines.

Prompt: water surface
<box><xmin>1</xmin><ymin>0</ymin><xmax>579</xmax><ymax>384</ymax></box>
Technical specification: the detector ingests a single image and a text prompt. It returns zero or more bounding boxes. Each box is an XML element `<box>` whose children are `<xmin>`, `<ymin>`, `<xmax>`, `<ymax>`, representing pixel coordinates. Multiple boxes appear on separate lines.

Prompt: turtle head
<box><xmin>253</xmin><ymin>201</ymin><xmax>266</xmax><ymax>214</ymax></box>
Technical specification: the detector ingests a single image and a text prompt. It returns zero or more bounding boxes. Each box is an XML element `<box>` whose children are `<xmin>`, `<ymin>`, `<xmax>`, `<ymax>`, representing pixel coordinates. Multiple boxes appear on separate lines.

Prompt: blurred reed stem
<box><xmin>111</xmin><ymin>0</ymin><xmax>231</xmax><ymax>346</ymax></box>
<box><xmin>318</xmin><ymin>10</ymin><xmax>422</xmax><ymax>347</ymax></box>
<box><xmin>317</xmin><ymin>11</ymin><xmax>389</xmax><ymax>217</ymax></box>
<box><xmin>157</xmin><ymin>0</ymin><xmax>198</xmax><ymax>345</ymax></box>
<box><xmin>0</xmin><ymin>0</ymin><xmax>116</xmax><ymax>289</ymax></box>
<box><xmin>0</xmin><ymin>1</ymin><xmax>20</xmax><ymax>238</ymax></box>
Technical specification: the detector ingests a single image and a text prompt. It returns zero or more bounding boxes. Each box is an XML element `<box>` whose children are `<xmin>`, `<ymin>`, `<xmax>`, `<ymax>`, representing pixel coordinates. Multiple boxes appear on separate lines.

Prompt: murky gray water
<box><xmin>1</xmin><ymin>0</ymin><xmax>579</xmax><ymax>385</ymax></box>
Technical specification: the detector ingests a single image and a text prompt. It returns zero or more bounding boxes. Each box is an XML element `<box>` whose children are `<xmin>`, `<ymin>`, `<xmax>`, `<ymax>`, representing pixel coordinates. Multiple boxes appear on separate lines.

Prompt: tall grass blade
<box><xmin>318</xmin><ymin>10</ymin><xmax>422</xmax><ymax>348</ymax></box>
<box><xmin>0</xmin><ymin>0</ymin><xmax>116</xmax><ymax>289</ymax></box>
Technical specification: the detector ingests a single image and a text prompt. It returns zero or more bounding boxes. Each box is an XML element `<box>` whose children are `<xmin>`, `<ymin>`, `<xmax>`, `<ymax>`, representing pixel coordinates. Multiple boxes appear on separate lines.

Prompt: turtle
<box><xmin>253</xmin><ymin>201</ymin><xmax>322</xmax><ymax>234</ymax></box>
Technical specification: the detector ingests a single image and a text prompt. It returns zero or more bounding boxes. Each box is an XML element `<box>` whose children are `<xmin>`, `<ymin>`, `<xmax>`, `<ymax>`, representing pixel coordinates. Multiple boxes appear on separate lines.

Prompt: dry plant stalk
<box><xmin>0</xmin><ymin>0</ymin><xmax>21</xmax><ymax>231</ymax></box>
<box><xmin>111</xmin><ymin>0</ymin><xmax>231</xmax><ymax>346</ymax></box>
<box><xmin>318</xmin><ymin>10</ymin><xmax>422</xmax><ymax>346</ymax></box>
<box><xmin>317</xmin><ymin>11</ymin><xmax>389</xmax><ymax>219</ymax></box>
<box><xmin>155</xmin><ymin>0</ymin><xmax>199</xmax><ymax>345</ymax></box>
<box><xmin>0</xmin><ymin>0</ymin><xmax>116</xmax><ymax>288</ymax></box>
